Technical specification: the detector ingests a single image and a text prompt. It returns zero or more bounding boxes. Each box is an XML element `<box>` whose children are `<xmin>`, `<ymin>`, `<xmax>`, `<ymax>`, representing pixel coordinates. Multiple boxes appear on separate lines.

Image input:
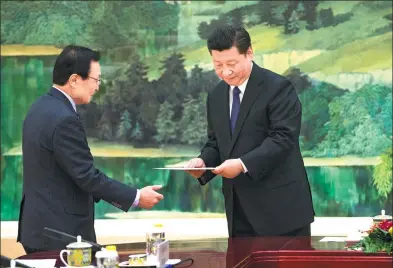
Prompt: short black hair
<box><xmin>207</xmin><ymin>25</ymin><xmax>251</xmax><ymax>55</ymax></box>
<box><xmin>52</xmin><ymin>45</ymin><xmax>100</xmax><ymax>85</ymax></box>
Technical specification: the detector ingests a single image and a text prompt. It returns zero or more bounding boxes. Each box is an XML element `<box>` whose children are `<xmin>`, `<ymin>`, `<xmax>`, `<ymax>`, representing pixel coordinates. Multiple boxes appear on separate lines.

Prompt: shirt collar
<box><xmin>52</xmin><ymin>85</ymin><xmax>77</xmax><ymax>112</ymax></box>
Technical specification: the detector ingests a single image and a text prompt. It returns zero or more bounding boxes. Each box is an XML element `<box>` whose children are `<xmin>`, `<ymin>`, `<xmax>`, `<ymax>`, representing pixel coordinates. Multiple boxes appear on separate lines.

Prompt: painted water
<box><xmin>1</xmin><ymin>155</ymin><xmax>391</xmax><ymax>221</ymax></box>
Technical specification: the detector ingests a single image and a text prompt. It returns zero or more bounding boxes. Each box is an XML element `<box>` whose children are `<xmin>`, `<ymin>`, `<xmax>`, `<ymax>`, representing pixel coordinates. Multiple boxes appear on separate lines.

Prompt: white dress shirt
<box><xmin>53</xmin><ymin>86</ymin><xmax>77</xmax><ymax>112</ymax></box>
<box><xmin>229</xmin><ymin>62</ymin><xmax>253</xmax><ymax>115</ymax></box>
<box><xmin>227</xmin><ymin>63</ymin><xmax>253</xmax><ymax>173</ymax></box>
<box><xmin>229</xmin><ymin>77</ymin><xmax>249</xmax><ymax>116</ymax></box>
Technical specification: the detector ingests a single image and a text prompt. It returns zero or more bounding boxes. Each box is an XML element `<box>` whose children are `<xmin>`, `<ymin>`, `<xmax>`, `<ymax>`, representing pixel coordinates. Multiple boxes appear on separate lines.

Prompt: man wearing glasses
<box><xmin>18</xmin><ymin>45</ymin><xmax>164</xmax><ymax>253</ymax></box>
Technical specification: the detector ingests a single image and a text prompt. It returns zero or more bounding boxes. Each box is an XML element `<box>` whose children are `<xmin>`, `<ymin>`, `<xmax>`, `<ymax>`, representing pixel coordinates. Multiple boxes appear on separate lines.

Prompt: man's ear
<box><xmin>247</xmin><ymin>46</ymin><xmax>254</xmax><ymax>60</ymax></box>
<box><xmin>69</xmin><ymin>74</ymin><xmax>78</xmax><ymax>88</ymax></box>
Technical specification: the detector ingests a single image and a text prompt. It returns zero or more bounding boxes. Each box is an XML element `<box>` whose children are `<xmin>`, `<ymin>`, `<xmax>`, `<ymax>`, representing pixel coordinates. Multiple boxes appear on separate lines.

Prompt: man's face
<box><xmin>71</xmin><ymin>61</ymin><xmax>101</xmax><ymax>104</ymax></box>
<box><xmin>211</xmin><ymin>46</ymin><xmax>253</xmax><ymax>86</ymax></box>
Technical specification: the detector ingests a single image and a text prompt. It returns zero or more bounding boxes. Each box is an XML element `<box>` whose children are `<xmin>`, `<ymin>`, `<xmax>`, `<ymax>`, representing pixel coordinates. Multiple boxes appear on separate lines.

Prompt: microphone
<box><xmin>43</xmin><ymin>227</ymin><xmax>102</xmax><ymax>251</ymax></box>
<box><xmin>1</xmin><ymin>255</ymin><xmax>34</xmax><ymax>268</ymax></box>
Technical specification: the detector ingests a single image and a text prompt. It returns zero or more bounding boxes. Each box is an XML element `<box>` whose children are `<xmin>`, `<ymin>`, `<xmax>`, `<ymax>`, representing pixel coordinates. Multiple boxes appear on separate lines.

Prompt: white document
<box><xmin>153</xmin><ymin>167</ymin><xmax>216</xmax><ymax>170</ymax></box>
<box><xmin>16</xmin><ymin>259</ymin><xmax>57</xmax><ymax>268</ymax></box>
<box><xmin>319</xmin><ymin>237</ymin><xmax>346</xmax><ymax>242</ymax></box>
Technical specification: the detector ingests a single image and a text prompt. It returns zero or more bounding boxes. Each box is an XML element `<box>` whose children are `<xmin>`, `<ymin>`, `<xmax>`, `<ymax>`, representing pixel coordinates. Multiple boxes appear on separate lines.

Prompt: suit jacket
<box><xmin>17</xmin><ymin>87</ymin><xmax>137</xmax><ymax>250</ymax></box>
<box><xmin>198</xmin><ymin>63</ymin><xmax>315</xmax><ymax>236</ymax></box>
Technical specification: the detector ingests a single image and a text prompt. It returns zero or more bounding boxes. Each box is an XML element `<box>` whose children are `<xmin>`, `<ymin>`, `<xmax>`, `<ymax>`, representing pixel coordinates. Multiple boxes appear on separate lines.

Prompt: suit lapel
<box><xmin>228</xmin><ymin>64</ymin><xmax>264</xmax><ymax>156</ymax></box>
<box><xmin>216</xmin><ymin>82</ymin><xmax>232</xmax><ymax>156</ymax></box>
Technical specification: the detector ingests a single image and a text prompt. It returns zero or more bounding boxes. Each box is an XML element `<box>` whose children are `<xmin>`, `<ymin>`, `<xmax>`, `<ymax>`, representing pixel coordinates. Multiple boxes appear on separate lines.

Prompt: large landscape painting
<box><xmin>1</xmin><ymin>1</ymin><xmax>392</xmax><ymax>221</ymax></box>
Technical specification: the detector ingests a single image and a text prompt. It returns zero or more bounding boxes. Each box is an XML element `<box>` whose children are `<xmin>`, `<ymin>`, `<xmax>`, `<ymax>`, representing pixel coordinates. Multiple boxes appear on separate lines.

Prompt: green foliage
<box><xmin>283</xmin><ymin>1</ymin><xmax>302</xmax><ymax>34</ymax></box>
<box><xmin>158</xmin><ymin>53</ymin><xmax>188</xmax><ymax>119</ymax></box>
<box><xmin>116</xmin><ymin>111</ymin><xmax>132</xmax><ymax>142</ymax></box>
<box><xmin>155</xmin><ymin>101</ymin><xmax>178</xmax><ymax>144</ymax></box>
<box><xmin>299</xmin><ymin>81</ymin><xmax>345</xmax><ymax>153</ymax></box>
<box><xmin>137</xmin><ymin>87</ymin><xmax>160</xmax><ymax>143</ymax></box>
<box><xmin>92</xmin><ymin>59</ymin><xmax>217</xmax><ymax>146</ymax></box>
<box><xmin>188</xmin><ymin>65</ymin><xmax>205</xmax><ymax>97</ymax></box>
<box><xmin>1</xmin><ymin>1</ymin><xmax>392</xmax><ymax>157</ymax></box>
<box><xmin>179</xmin><ymin>93</ymin><xmax>208</xmax><ymax>147</ymax></box>
<box><xmin>373</xmin><ymin>147</ymin><xmax>393</xmax><ymax>198</ymax></box>
<box><xmin>88</xmin><ymin>2</ymin><xmax>128</xmax><ymax>51</ymax></box>
<box><xmin>97</xmin><ymin>111</ymin><xmax>113</xmax><ymax>141</ymax></box>
<box><xmin>131</xmin><ymin>121</ymin><xmax>143</xmax><ymax>143</ymax></box>
<box><xmin>1</xmin><ymin>1</ymin><xmax>393</xmax><ymax>222</ymax></box>
<box><xmin>303</xmin><ymin>1</ymin><xmax>319</xmax><ymax>30</ymax></box>
<box><xmin>316</xmin><ymin>84</ymin><xmax>392</xmax><ymax>157</ymax></box>
<box><xmin>1</xmin><ymin>57</ymin><xmax>51</xmax><ymax>152</ymax></box>
<box><xmin>318</xmin><ymin>8</ymin><xmax>335</xmax><ymax>28</ymax></box>
<box><xmin>352</xmin><ymin>226</ymin><xmax>393</xmax><ymax>254</ymax></box>
<box><xmin>1</xmin><ymin>2</ymin><xmax>91</xmax><ymax>46</ymax></box>
<box><xmin>378</xmin><ymin>93</ymin><xmax>392</xmax><ymax>137</ymax></box>
<box><xmin>188</xmin><ymin>65</ymin><xmax>219</xmax><ymax>97</ymax></box>
<box><xmin>255</xmin><ymin>1</ymin><xmax>276</xmax><ymax>26</ymax></box>
<box><xmin>1</xmin><ymin>1</ymin><xmax>180</xmax><ymax>55</ymax></box>
<box><xmin>106</xmin><ymin>56</ymin><xmax>150</xmax><ymax>131</ymax></box>
<box><xmin>286</xmin><ymin>10</ymin><xmax>301</xmax><ymax>34</ymax></box>
<box><xmin>197</xmin><ymin>5</ymin><xmax>247</xmax><ymax>40</ymax></box>
<box><xmin>1</xmin><ymin>152</ymin><xmax>391</xmax><ymax>220</ymax></box>
<box><xmin>282</xmin><ymin>1</ymin><xmax>391</xmax><ymax>50</ymax></box>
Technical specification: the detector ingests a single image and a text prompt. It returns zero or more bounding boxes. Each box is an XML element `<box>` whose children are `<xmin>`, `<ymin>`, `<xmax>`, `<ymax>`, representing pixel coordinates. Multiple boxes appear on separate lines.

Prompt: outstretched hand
<box><xmin>138</xmin><ymin>185</ymin><xmax>164</xmax><ymax>209</ymax></box>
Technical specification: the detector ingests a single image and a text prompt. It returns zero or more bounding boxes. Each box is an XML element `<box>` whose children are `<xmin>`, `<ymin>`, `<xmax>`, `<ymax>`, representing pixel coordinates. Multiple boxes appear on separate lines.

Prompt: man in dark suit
<box><xmin>186</xmin><ymin>26</ymin><xmax>315</xmax><ymax>237</ymax></box>
<box><xmin>18</xmin><ymin>45</ymin><xmax>164</xmax><ymax>253</ymax></box>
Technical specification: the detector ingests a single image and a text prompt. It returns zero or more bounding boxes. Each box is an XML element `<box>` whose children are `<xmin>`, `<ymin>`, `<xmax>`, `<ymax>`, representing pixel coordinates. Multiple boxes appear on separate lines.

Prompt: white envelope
<box><xmin>153</xmin><ymin>167</ymin><xmax>215</xmax><ymax>170</ymax></box>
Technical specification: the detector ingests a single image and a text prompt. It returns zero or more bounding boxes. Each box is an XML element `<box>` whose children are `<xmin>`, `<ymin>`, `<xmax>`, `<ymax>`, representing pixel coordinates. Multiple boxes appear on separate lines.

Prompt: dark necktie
<box><xmin>230</xmin><ymin>86</ymin><xmax>241</xmax><ymax>133</ymax></box>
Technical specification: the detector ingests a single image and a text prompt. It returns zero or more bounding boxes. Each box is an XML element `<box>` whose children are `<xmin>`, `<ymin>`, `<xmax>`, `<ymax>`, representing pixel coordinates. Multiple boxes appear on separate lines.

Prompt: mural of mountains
<box><xmin>1</xmin><ymin>1</ymin><xmax>392</xmax><ymax>220</ymax></box>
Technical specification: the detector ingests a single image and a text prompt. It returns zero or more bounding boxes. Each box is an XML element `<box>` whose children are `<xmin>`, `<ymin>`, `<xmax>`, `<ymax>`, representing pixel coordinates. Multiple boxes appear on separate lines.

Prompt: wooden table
<box><xmin>18</xmin><ymin>236</ymin><xmax>392</xmax><ymax>267</ymax></box>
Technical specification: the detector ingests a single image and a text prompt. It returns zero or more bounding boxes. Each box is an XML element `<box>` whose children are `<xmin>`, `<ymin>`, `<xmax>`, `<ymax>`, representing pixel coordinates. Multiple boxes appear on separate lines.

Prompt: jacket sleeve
<box><xmin>53</xmin><ymin>116</ymin><xmax>137</xmax><ymax>211</ymax></box>
<box><xmin>241</xmin><ymin>79</ymin><xmax>302</xmax><ymax>180</ymax></box>
<box><xmin>197</xmin><ymin>92</ymin><xmax>221</xmax><ymax>185</ymax></box>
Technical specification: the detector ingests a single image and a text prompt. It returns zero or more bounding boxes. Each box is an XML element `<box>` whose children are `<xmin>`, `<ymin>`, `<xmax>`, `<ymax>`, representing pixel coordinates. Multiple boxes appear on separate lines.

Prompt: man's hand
<box><xmin>138</xmin><ymin>185</ymin><xmax>164</xmax><ymax>209</ymax></box>
<box><xmin>212</xmin><ymin>159</ymin><xmax>244</xmax><ymax>178</ymax></box>
<box><xmin>185</xmin><ymin>158</ymin><xmax>206</xmax><ymax>178</ymax></box>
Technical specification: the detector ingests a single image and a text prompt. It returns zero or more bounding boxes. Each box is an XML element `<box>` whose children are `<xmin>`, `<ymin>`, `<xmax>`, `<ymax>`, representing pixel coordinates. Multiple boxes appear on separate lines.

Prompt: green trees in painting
<box><xmin>1</xmin><ymin>1</ymin><xmax>91</xmax><ymax>45</ymax></box>
<box><xmin>282</xmin><ymin>67</ymin><xmax>391</xmax><ymax>159</ymax></box>
<box><xmin>196</xmin><ymin>0</ymin><xmax>355</xmax><ymax>38</ymax></box>
<box><xmin>157</xmin><ymin>53</ymin><xmax>188</xmax><ymax>118</ymax></box>
<box><xmin>373</xmin><ymin>147</ymin><xmax>392</xmax><ymax>198</ymax></box>
<box><xmin>2</xmin><ymin>56</ymin><xmax>391</xmax><ymax>157</ymax></box>
<box><xmin>88</xmin><ymin>51</ymin><xmax>219</xmax><ymax>147</ymax></box>
<box><xmin>315</xmin><ymin>84</ymin><xmax>392</xmax><ymax>157</ymax></box>
<box><xmin>117</xmin><ymin>111</ymin><xmax>132</xmax><ymax>142</ymax></box>
<box><xmin>97</xmin><ymin>109</ymin><xmax>113</xmax><ymax>141</ymax></box>
<box><xmin>379</xmin><ymin>93</ymin><xmax>392</xmax><ymax>138</ymax></box>
<box><xmin>179</xmin><ymin>93</ymin><xmax>208</xmax><ymax>147</ymax></box>
<box><xmin>155</xmin><ymin>101</ymin><xmax>177</xmax><ymax>145</ymax></box>
<box><xmin>1</xmin><ymin>1</ymin><xmax>391</xmax><ymax>158</ymax></box>
<box><xmin>303</xmin><ymin>1</ymin><xmax>319</xmax><ymax>30</ymax></box>
<box><xmin>298</xmin><ymin>81</ymin><xmax>346</xmax><ymax>154</ymax></box>
<box><xmin>197</xmin><ymin>7</ymin><xmax>244</xmax><ymax>40</ymax></box>
<box><xmin>1</xmin><ymin>1</ymin><xmax>180</xmax><ymax>57</ymax></box>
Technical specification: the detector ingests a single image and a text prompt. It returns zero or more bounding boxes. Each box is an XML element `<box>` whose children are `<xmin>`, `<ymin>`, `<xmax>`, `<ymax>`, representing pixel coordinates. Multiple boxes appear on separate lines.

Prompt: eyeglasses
<box><xmin>88</xmin><ymin>76</ymin><xmax>101</xmax><ymax>85</ymax></box>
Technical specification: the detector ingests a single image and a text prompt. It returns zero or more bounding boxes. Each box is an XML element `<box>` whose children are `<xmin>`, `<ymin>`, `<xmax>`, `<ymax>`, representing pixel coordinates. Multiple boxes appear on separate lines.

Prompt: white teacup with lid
<box><xmin>59</xmin><ymin>235</ymin><xmax>93</xmax><ymax>267</ymax></box>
